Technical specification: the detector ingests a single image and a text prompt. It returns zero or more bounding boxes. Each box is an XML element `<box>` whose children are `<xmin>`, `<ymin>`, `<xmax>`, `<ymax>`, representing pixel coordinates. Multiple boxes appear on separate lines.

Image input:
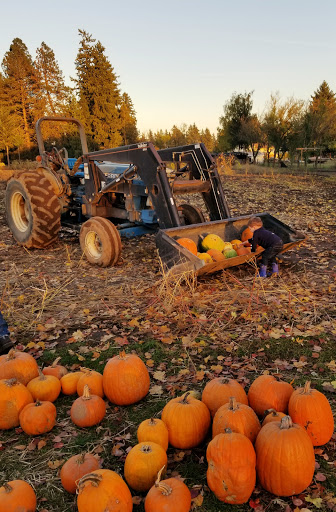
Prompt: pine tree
<box><xmin>305</xmin><ymin>81</ymin><xmax>336</xmax><ymax>153</ymax></box>
<box><xmin>1</xmin><ymin>38</ymin><xmax>38</xmax><ymax>146</ymax></box>
<box><xmin>186</xmin><ymin>123</ymin><xmax>201</xmax><ymax>144</ymax></box>
<box><xmin>200</xmin><ymin>128</ymin><xmax>215</xmax><ymax>151</ymax></box>
<box><xmin>120</xmin><ymin>92</ymin><xmax>138</xmax><ymax>144</ymax></box>
<box><xmin>74</xmin><ymin>29</ymin><xmax>122</xmax><ymax>148</ymax></box>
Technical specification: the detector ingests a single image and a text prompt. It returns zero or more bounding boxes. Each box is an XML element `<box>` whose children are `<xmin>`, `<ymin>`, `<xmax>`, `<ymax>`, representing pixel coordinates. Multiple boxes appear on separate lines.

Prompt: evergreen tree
<box><xmin>170</xmin><ymin>125</ymin><xmax>186</xmax><ymax>146</ymax></box>
<box><xmin>305</xmin><ymin>81</ymin><xmax>336</xmax><ymax>154</ymax></box>
<box><xmin>1</xmin><ymin>38</ymin><xmax>37</xmax><ymax>146</ymax></box>
<box><xmin>0</xmin><ymin>105</ymin><xmax>24</xmax><ymax>165</ymax></box>
<box><xmin>217</xmin><ymin>91</ymin><xmax>253</xmax><ymax>151</ymax></box>
<box><xmin>119</xmin><ymin>92</ymin><xmax>138</xmax><ymax>144</ymax></box>
<box><xmin>200</xmin><ymin>128</ymin><xmax>215</xmax><ymax>152</ymax></box>
<box><xmin>186</xmin><ymin>123</ymin><xmax>200</xmax><ymax>144</ymax></box>
<box><xmin>74</xmin><ymin>29</ymin><xmax>122</xmax><ymax>148</ymax></box>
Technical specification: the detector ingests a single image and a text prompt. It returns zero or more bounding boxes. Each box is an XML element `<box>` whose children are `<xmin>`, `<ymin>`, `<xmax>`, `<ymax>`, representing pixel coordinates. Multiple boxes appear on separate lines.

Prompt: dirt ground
<box><xmin>0</xmin><ymin>170</ymin><xmax>335</xmax><ymax>512</ymax></box>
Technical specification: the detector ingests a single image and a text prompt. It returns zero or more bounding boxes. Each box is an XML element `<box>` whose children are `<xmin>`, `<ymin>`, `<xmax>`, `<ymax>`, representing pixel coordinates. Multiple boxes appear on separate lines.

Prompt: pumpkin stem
<box><xmin>149</xmin><ymin>418</ymin><xmax>157</xmax><ymax>426</ymax></box>
<box><xmin>3</xmin><ymin>482</ymin><xmax>13</xmax><ymax>493</ymax></box>
<box><xmin>154</xmin><ymin>465</ymin><xmax>172</xmax><ymax>496</ymax></box>
<box><xmin>38</xmin><ymin>370</ymin><xmax>46</xmax><ymax>380</ymax></box>
<box><xmin>77</xmin><ymin>453</ymin><xmax>87</xmax><ymax>465</ymax></box>
<box><xmin>77</xmin><ymin>472</ymin><xmax>102</xmax><ymax>493</ymax></box>
<box><xmin>180</xmin><ymin>392</ymin><xmax>191</xmax><ymax>403</ymax></box>
<box><xmin>82</xmin><ymin>385</ymin><xmax>91</xmax><ymax>400</ymax></box>
<box><xmin>228</xmin><ymin>397</ymin><xmax>239</xmax><ymax>411</ymax></box>
<box><xmin>140</xmin><ymin>444</ymin><xmax>153</xmax><ymax>453</ymax></box>
<box><xmin>52</xmin><ymin>357</ymin><xmax>61</xmax><ymax>367</ymax></box>
<box><xmin>7</xmin><ymin>349</ymin><xmax>16</xmax><ymax>360</ymax></box>
<box><xmin>279</xmin><ymin>416</ymin><xmax>293</xmax><ymax>430</ymax></box>
<box><xmin>35</xmin><ymin>400</ymin><xmax>42</xmax><ymax>407</ymax></box>
<box><xmin>224</xmin><ymin>428</ymin><xmax>233</xmax><ymax>434</ymax></box>
<box><xmin>261</xmin><ymin>408</ymin><xmax>277</xmax><ymax>422</ymax></box>
<box><xmin>5</xmin><ymin>378</ymin><xmax>18</xmax><ymax>387</ymax></box>
<box><xmin>303</xmin><ymin>381</ymin><xmax>311</xmax><ymax>394</ymax></box>
<box><xmin>118</xmin><ymin>350</ymin><xmax>127</xmax><ymax>359</ymax></box>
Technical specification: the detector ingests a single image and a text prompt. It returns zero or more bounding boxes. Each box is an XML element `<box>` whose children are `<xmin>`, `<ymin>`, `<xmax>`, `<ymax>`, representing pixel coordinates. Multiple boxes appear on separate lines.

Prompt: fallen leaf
<box><xmin>149</xmin><ymin>385</ymin><xmax>163</xmax><ymax>395</ymax></box>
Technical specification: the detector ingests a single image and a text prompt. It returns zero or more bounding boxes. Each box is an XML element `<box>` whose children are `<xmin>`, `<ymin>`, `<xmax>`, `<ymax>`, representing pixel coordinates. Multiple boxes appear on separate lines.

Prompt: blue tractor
<box><xmin>5</xmin><ymin>117</ymin><xmax>304</xmax><ymax>274</ymax></box>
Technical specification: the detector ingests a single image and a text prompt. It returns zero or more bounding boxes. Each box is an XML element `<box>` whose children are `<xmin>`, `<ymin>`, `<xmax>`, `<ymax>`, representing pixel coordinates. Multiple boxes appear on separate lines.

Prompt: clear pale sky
<box><xmin>1</xmin><ymin>0</ymin><xmax>335</xmax><ymax>134</ymax></box>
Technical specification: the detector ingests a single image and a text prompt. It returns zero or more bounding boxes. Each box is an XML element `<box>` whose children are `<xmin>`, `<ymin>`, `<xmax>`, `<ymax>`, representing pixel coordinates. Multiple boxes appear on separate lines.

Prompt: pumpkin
<box><xmin>0</xmin><ymin>378</ymin><xmax>33</xmax><ymax>429</ymax></box>
<box><xmin>0</xmin><ymin>349</ymin><xmax>39</xmax><ymax>385</ymax></box>
<box><xmin>70</xmin><ymin>385</ymin><xmax>106</xmax><ymax>428</ymax></box>
<box><xmin>230</xmin><ymin>239</ymin><xmax>243</xmax><ymax>250</ymax></box>
<box><xmin>77</xmin><ymin>469</ymin><xmax>133</xmax><ymax>512</ymax></box>
<box><xmin>241</xmin><ymin>227</ymin><xmax>253</xmax><ymax>242</ymax></box>
<box><xmin>77</xmin><ymin>369</ymin><xmax>104</xmax><ymax>398</ymax></box>
<box><xmin>60</xmin><ymin>453</ymin><xmax>100</xmax><ymax>494</ymax></box>
<box><xmin>262</xmin><ymin>409</ymin><xmax>286</xmax><ymax>426</ymax></box>
<box><xmin>237</xmin><ymin>246</ymin><xmax>251</xmax><ymax>256</ymax></box>
<box><xmin>27</xmin><ymin>371</ymin><xmax>61</xmax><ymax>402</ymax></box>
<box><xmin>248</xmin><ymin>375</ymin><xmax>293</xmax><ymax>416</ymax></box>
<box><xmin>202</xmin><ymin>377</ymin><xmax>248</xmax><ymax>418</ymax></box>
<box><xmin>42</xmin><ymin>357</ymin><xmax>67</xmax><ymax>380</ymax></box>
<box><xmin>288</xmin><ymin>381</ymin><xmax>334</xmax><ymax>446</ymax></box>
<box><xmin>207</xmin><ymin>430</ymin><xmax>256</xmax><ymax>504</ymax></box>
<box><xmin>206</xmin><ymin>249</ymin><xmax>225</xmax><ymax>262</ymax></box>
<box><xmin>212</xmin><ymin>397</ymin><xmax>261</xmax><ymax>443</ymax></box>
<box><xmin>103</xmin><ymin>351</ymin><xmax>150</xmax><ymax>405</ymax></box>
<box><xmin>201</xmin><ymin>234</ymin><xmax>225</xmax><ymax>252</ymax></box>
<box><xmin>124</xmin><ymin>442</ymin><xmax>167</xmax><ymax>492</ymax></box>
<box><xmin>145</xmin><ymin>466</ymin><xmax>191</xmax><ymax>512</ymax></box>
<box><xmin>255</xmin><ymin>415</ymin><xmax>315</xmax><ymax>496</ymax></box>
<box><xmin>161</xmin><ymin>392</ymin><xmax>210</xmax><ymax>449</ymax></box>
<box><xmin>19</xmin><ymin>400</ymin><xmax>56</xmax><ymax>435</ymax></box>
<box><xmin>60</xmin><ymin>371</ymin><xmax>84</xmax><ymax>395</ymax></box>
<box><xmin>197</xmin><ymin>252</ymin><xmax>212</xmax><ymax>264</ymax></box>
<box><xmin>0</xmin><ymin>480</ymin><xmax>37</xmax><ymax>512</ymax></box>
<box><xmin>176</xmin><ymin>238</ymin><xmax>198</xmax><ymax>256</ymax></box>
<box><xmin>224</xmin><ymin>249</ymin><xmax>238</xmax><ymax>258</ymax></box>
<box><xmin>137</xmin><ymin>418</ymin><xmax>169</xmax><ymax>451</ymax></box>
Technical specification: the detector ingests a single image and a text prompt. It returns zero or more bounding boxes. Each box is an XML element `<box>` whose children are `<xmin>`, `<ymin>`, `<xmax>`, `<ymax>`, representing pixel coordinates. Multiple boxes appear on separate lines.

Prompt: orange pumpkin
<box><xmin>248</xmin><ymin>375</ymin><xmax>293</xmax><ymax>416</ymax></box>
<box><xmin>27</xmin><ymin>371</ymin><xmax>61</xmax><ymax>402</ymax></box>
<box><xmin>77</xmin><ymin>469</ymin><xmax>133</xmax><ymax>512</ymax></box>
<box><xmin>137</xmin><ymin>418</ymin><xmax>169</xmax><ymax>451</ymax></box>
<box><xmin>77</xmin><ymin>370</ymin><xmax>104</xmax><ymax>398</ymax></box>
<box><xmin>176</xmin><ymin>238</ymin><xmax>198</xmax><ymax>256</ymax></box>
<box><xmin>0</xmin><ymin>349</ymin><xmax>39</xmax><ymax>385</ymax></box>
<box><xmin>42</xmin><ymin>357</ymin><xmax>67</xmax><ymax>380</ymax></box>
<box><xmin>60</xmin><ymin>371</ymin><xmax>84</xmax><ymax>395</ymax></box>
<box><xmin>202</xmin><ymin>377</ymin><xmax>248</xmax><ymax>418</ymax></box>
<box><xmin>237</xmin><ymin>246</ymin><xmax>251</xmax><ymax>256</ymax></box>
<box><xmin>0</xmin><ymin>378</ymin><xmax>33</xmax><ymax>429</ymax></box>
<box><xmin>212</xmin><ymin>397</ymin><xmax>261</xmax><ymax>443</ymax></box>
<box><xmin>145</xmin><ymin>466</ymin><xmax>191</xmax><ymax>512</ymax></box>
<box><xmin>206</xmin><ymin>249</ymin><xmax>225</xmax><ymax>262</ymax></box>
<box><xmin>288</xmin><ymin>381</ymin><xmax>334</xmax><ymax>446</ymax></box>
<box><xmin>230</xmin><ymin>239</ymin><xmax>243</xmax><ymax>250</ymax></box>
<box><xmin>0</xmin><ymin>480</ymin><xmax>37</xmax><ymax>512</ymax></box>
<box><xmin>255</xmin><ymin>415</ymin><xmax>315</xmax><ymax>496</ymax></box>
<box><xmin>161</xmin><ymin>392</ymin><xmax>210</xmax><ymax>449</ymax></box>
<box><xmin>241</xmin><ymin>227</ymin><xmax>253</xmax><ymax>242</ymax></box>
<box><xmin>207</xmin><ymin>430</ymin><xmax>256</xmax><ymax>504</ymax></box>
<box><xmin>124</xmin><ymin>442</ymin><xmax>167</xmax><ymax>492</ymax></box>
<box><xmin>60</xmin><ymin>453</ymin><xmax>100</xmax><ymax>494</ymax></box>
<box><xmin>19</xmin><ymin>400</ymin><xmax>56</xmax><ymax>435</ymax></box>
<box><xmin>70</xmin><ymin>385</ymin><xmax>106</xmax><ymax>428</ymax></box>
<box><xmin>262</xmin><ymin>409</ymin><xmax>286</xmax><ymax>426</ymax></box>
<box><xmin>103</xmin><ymin>351</ymin><xmax>150</xmax><ymax>405</ymax></box>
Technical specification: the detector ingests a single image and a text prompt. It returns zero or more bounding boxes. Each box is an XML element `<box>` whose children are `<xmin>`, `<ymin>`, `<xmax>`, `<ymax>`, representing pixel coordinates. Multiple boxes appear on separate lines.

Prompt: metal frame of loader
<box><xmin>30</xmin><ymin>117</ymin><xmax>306</xmax><ymax>272</ymax></box>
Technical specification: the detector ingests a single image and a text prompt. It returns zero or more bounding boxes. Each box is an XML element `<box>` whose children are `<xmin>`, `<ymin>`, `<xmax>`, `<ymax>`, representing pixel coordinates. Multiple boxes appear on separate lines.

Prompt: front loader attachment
<box><xmin>156</xmin><ymin>213</ymin><xmax>305</xmax><ymax>276</ymax></box>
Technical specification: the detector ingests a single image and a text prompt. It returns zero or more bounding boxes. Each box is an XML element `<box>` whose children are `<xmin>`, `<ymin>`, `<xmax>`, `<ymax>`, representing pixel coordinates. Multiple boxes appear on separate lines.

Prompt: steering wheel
<box><xmin>45</xmin><ymin>147</ymin><xmax>68</xmax><ymax>169</ymax></box>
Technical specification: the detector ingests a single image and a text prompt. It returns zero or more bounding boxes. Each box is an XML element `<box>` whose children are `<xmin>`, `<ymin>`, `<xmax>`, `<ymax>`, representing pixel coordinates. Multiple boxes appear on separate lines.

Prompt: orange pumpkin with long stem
<box><xmin>60</xmin><ymin>453</ymin><xmax>100</xmax><ymax>494</ymax></box>
<box><xmin>207</xmin><ymin>429</ymin><xmax>256</xmax><ymax>504</ymax></box>
<box><xmin>0</xmin><ymin>480</ymin><xmax>37</xmax><ymax>512</ymax></box>
<box><xmin>248</xmin><ymin>375</ymin><xmax>293</xmax><ymax>416</ymax></box>
<box><xmin>60</xmin><ymin>371</ymin><xmax>84</xmax><ymax>395</ymax></box>
<box><xmin>27</xmin><ymin>370</ymin><xmax>61</xmax><ymax>402</ymax></box>
<box><xmin>255</xmin><ymin>415</ymin><xmax>315</xmax><ymax>496</ymax></box>
<box><xmin>0</xmin><ymin>378</ymin><xmax>33</xmax><ymax>429</ymax></box>
<box><xmin>288</xmin><ymin>381</ymin><xmax>334</xmax><ymax>446</ymax></box>
<box><xmin>202</xmin><ymin>377</ymin><xmax>248</xmax><ymax>417</ymax></box>
<box><xmin>0</xmin><ymin>349</ymin><xmax>39</xmax><ymax>385</ymax></box>
<box><xmin>42</xmin><ymin>357</ymin><xmax>67</xmax><ymax>379</ymax></box>
<box><xmin>162</xmin><ymin>392</ymin><xmax>210</xmax><ymax>449</ymax></box>
<box><xmin>70</xmin><ymin>385</ymin><xmax>106</xmax><ymax>427</ymax></box>
<box><xmin>124</xmin><ymin>442</ymin><xmax>167</xmax><ymax>492</ymax></box>
<box><xmin>212</xmin><ymin>397</ymin><xmax>261</xmax><ymax>442</ymax></box>
<box><xmin>103</xmin><ymin>351</ymin><xmax>150</xmax><ymax>405</ymax></box>
<box><xmin>145</xmin><ymin>466</ymin><xmax>191</xmax><ymax>512</ymax></box>
<box><xmin>77</xmin><ymin>369</ymin><xmax>104</xmax><ymax>398</ymax></box>
<box><xmin>137</xmin><ymin>418</ymin><xmax>169</xmax><ymax>451</ymax></box>
<box><xmin>19</xmin><ymin>400</ymin><xmax>56</xmax><ymax>435</ymax></box>
<box><xmin>77</xmin><ymin>469</ymin><xmax>133</xmax><ymax>512</ymax></box>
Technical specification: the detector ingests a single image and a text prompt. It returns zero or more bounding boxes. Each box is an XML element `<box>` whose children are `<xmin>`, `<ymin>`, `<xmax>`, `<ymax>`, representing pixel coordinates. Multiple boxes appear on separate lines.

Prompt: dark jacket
<box><xmin>249</xmin><ymin>227</ymin><xmax>283</xmax><ymax>252</ymax></box>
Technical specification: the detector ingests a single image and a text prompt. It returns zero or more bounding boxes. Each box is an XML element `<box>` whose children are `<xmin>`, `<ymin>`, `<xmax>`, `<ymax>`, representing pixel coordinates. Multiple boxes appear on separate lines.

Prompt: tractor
<box><xmin>5</xmin><ymin>117</ymin><xmax>304</xmax><ymax>274</ymax></box>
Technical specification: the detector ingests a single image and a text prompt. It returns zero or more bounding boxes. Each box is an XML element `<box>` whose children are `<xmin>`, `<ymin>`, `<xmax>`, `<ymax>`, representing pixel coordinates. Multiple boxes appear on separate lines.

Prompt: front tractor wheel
<box><xmin>5</xmin><ymin>171</ymin><xmax>61</xmax><ymax>248</ymax></box>
<box><xmin>79</xmin><ymin>217</ymin><xmax>122</xmax><ymax>267</ymax></box>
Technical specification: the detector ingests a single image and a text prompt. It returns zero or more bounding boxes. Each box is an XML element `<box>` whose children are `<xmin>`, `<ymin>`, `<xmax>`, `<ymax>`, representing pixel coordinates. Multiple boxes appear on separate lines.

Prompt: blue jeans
<box><xmin>0</xmin><ymin>311</ymin><xmax>9</xmax><ymax>337</ymax></box>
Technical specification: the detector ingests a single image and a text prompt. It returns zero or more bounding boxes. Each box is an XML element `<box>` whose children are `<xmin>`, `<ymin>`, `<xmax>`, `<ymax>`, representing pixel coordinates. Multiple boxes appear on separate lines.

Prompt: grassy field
<box><xmin>0</xmin><ymin>170</ymin><xmax>335</xmax><ymax>511</ymax></box>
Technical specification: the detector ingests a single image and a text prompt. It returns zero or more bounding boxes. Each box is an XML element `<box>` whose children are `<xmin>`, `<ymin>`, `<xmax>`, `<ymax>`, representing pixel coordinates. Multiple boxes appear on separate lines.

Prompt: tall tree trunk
<box><xmin>20</xmin><ymin>85</ymin><xmax>30</xmax><ymax>147</ymax></box>
<box><xmin>6</xmin><ymin>145</ymin><xmax>10</xmax><ymax>167</ymax></box>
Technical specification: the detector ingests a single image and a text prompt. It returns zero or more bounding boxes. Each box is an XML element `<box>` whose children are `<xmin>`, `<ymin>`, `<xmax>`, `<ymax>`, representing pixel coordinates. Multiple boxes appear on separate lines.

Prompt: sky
<box><xmin>1</xmin><ymin>0</ymin><xmax>336</xmax><ymax>135</ymax></box>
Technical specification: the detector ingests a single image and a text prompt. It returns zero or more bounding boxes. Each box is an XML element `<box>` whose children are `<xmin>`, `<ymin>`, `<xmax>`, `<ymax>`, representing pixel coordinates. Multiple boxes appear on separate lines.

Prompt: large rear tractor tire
<box><xmin>5</xmin><ymin>171</ymin><xmax>61</xmax><ymax>248</ymax></box>
<box><xmin>178</xmin><ymin>204</ymin><xmax>205</xmax><ymax>225</ymax></box>
<box><xmin>79</xmin><ymin>217</ymin><xmax>122</xmax><ymax>267</ymax></box>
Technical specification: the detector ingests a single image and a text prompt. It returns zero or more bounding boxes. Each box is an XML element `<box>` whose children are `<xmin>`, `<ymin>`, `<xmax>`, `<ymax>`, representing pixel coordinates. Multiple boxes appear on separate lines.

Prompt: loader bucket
<box><xmin>156</xmin><ymin>213</ymin><xmax>306</xmax><ymax>276</ymax></box>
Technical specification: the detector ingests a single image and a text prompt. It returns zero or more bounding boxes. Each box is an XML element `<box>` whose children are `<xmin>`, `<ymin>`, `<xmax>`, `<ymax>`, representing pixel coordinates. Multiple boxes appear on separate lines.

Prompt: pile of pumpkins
<box><xmin>0</xmin><ymin>348</ymin><xmax>334</xmax><ymax>512</ymax></box>
<box><xmin>177</xmin><ymin>227</ymin><xmax>253</xmax><ymax>265</ymax></box>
